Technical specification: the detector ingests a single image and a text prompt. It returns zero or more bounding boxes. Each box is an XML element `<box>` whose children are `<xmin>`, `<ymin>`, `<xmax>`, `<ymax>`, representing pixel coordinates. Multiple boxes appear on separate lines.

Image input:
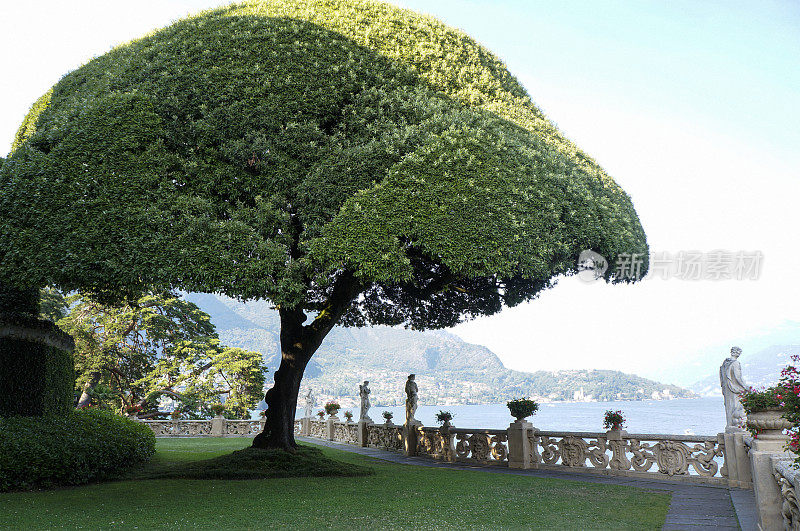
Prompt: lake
<box><xmin>305</xmin><ymin>397</ymin><xmax>726</xmax><ymax>436</ymax></box>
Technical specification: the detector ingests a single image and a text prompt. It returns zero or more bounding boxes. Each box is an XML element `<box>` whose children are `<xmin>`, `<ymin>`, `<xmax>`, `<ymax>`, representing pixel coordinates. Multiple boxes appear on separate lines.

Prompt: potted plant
<box><xmin>343</xmin><ymin>410</ymin><xmax>354</xmax><ymax>422</ymax></box>
<box><xmin>170</xmin><ymin>408</ymin><xmax>182</xmax><ymax>421</ymax></box>
<box><xmin>436</xmin><ymin>410</ymin><xmax>454</xmax><ymax>427</ymax></box>
<box><xmin>316</xmin><ymin>410</ymin><xmax>325</xmax><ymax>420</ymax></box>
<box><xmin>324</xmin><ymin>400</ymin><xmax>341</xmax><ymax>417</ymax></box>
<box><xmin>507</xmin><ymin>398</ymin><xmax>539</xmax><ymax>422</ymax></box>
<box><xmin>603</xmin><ymin>410</ymin><xmax>626</xmax><ymax>431</ymax></box>
<box><xmin>382</xmin><ymin>411</ymin><xmax>394</xmax><ymax>424</ymax></box>
<box><xmin>124</xmin><ymin>404</ymin><xmax>142</xmax><ymax>418</ymax></box>
<box><xmin>740</xmin><ymin>386</ymin><xmax>791</xmax><ymax>439</ymax></box>
<box><xmin>210</xmin><ymin>403</ymin><xmax>225</xmax><ymax>417</ymax></box>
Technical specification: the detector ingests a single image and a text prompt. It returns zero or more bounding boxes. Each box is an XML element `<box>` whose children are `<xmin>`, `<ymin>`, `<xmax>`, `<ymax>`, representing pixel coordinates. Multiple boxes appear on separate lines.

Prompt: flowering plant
<box><xmin>603</xmin><ymin>410</ymin><xmax>625</xmax><ymax>430</ymax></box>
<box><xmin>170</xmin><ymin>408</ymin><xmax>182</xmax><ymax>420</ymax></box>
<box><xmin>435</xmin><ymin>410</ymin><xmax>453</xmax><ymax>424</ymax></box>
<box><xmin>210</xmin><ymin>403</ymin><xmax>226</xmax><ymax>416</ymax></box>
<box><xmin>324</xmin><ymin>401</ymin><xmax>341</xmax><ymax>416</ymax></box>
<box><xmin>125</xmin><ymin>404</ymin><xmax>142</xmax><ymax>415</ymax></box>
<box><xmin>316</xmin><ymin>410</ymin><xmax>325</xmax><ymax>419</ymax></box>
<box><xmin>382</xmin><ymin>411</ymin><xmax>393</xmax><ymax>421</ymax></box>
<box><xmin>779</xmin><ymin>356</ymin><xmax>800</xmax><ymax>458</ymax></box>
<box><xmin>259</xmin><ymin>408</ymin><xmax>267</xmax><ymax>417</ymax></box>
<box><xmin>739</xmin><ymin>386</ymin><xmax>784</xmax><ymax>413</ymax></box>
<box><xmin>343</xmin><ymin>410</ymin><xmax>354</xmax><ymax>421</ymax></box>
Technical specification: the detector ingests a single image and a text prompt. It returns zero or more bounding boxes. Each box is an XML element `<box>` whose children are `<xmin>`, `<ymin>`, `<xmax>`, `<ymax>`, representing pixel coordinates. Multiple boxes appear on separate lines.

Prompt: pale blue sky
<box><xmin>1</xmin><ymin>1</ymin><xmax>798</xmax><ymax>385</ymax></box>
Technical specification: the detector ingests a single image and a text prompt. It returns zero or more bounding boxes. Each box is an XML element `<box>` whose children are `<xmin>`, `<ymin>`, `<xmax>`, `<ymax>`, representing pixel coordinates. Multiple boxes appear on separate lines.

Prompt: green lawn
<box><xmin>0</xmin><ymin>438</ymin><xmax>670</xmax><ymax>529</ymax></box>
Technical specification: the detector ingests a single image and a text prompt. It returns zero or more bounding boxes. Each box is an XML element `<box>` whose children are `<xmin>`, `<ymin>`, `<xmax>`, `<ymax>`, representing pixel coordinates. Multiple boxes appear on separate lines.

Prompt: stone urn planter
<box><xmin>747</xmin><ymin>409</ymin><xmax>792</xmax><ymax>440</ymax></box>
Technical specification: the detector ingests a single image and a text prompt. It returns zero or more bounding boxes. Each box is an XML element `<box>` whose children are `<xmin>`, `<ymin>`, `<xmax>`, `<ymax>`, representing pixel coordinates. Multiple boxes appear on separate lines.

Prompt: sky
<box><xmin>1</xmin><ymin>1</ymin><xmax>798</xmax><ymax>386</ymax></box>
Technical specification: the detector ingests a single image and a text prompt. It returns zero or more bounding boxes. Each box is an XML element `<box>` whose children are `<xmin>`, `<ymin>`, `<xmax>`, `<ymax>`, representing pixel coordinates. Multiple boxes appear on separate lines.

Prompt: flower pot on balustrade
<box><xmin>747</xmin><ymin>408</ymin><xmax>792</xmax><ymax>451</ymax></box>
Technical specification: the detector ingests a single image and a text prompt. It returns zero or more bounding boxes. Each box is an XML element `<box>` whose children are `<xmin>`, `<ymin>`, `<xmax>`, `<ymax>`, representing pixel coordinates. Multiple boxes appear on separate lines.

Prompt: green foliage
<box><xmin>38</xmin><ymin>287</ymin><xmax>68</xmax><ymax>322</ymax></box>
<box><xmin>0</xmin><ymin>409</ymin><xmax>155</xmax><ymax>491</ymax></box>
<box><xmin>382</xmin><ymin>410</ymin><xmax>393</xmax><ymax>421</ymax></box>
<box><xmin>59</xmin><ymin>292</ymin><xmax>266</xmax><ymax>418</ymax></box>
<box><xmin>0</xmin><ymin>316</ymin><xmax>74</xmax><ymax>416</ymax></box>
<box><xmin>506</xmin><ymin>398</ymin><xmax>539</xmax><ymax>420</ymax></box>
<box><xmin>739</xmin><ymin>386</ymin><xmax>784</xmax><ymax>413</ymax></box>
<box><xmin>1</xmin><ymin>0</ymin><xmax>647</xmax><ymax>332</ymax></box>
<box><xmin>435</xmin><ymin>410</ymin><xmax>453</xmax><ymax>424</ymax></box>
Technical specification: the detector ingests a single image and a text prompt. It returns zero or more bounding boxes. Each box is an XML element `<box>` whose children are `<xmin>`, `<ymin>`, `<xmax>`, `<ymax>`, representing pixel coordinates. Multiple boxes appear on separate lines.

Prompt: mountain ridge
<box><xmin>184</xmin><ymin>293</ymin><xmax>696</xmax><ymax>404</ymax></box>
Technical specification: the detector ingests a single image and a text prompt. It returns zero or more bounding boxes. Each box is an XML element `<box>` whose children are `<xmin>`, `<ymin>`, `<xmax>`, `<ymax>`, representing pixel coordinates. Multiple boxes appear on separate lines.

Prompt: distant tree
<box><xmin>60</xmin><ymin>293</ymin><xmax>266</xmax><ymax>418</ymax></box>
<box><xmin>0</xmin><ymin>0</ymin><xmax>647</xmax><ymax>448</ymax></box>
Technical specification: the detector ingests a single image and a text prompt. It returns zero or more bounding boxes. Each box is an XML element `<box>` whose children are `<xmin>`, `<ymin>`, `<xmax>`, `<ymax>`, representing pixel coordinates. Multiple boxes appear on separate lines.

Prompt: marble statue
<box><xmin>304</xmin><ymin>388</ymin><xmax>314</xmax><ymax>418</ymax></box>
<box><xmin>720</xmin><ymin>346</ymin><xmax>749</xmax><ymax>429</ymax></box>
<box><xmin>359</xmin><ymin>381</ymin><xmax>372</xmax><ymax>422</ymax></box>
<box><xmin>405</xmin><ymin>374</ymin><xmax>418</xmax><ymax>424</ymax></box>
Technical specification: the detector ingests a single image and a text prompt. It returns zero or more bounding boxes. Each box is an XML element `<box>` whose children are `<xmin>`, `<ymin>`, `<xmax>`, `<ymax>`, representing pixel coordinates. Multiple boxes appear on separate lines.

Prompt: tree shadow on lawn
<box><xmin>122</xmin><ymin>444</ymin><xmax>374</xmax><ymax>481</ymax></box>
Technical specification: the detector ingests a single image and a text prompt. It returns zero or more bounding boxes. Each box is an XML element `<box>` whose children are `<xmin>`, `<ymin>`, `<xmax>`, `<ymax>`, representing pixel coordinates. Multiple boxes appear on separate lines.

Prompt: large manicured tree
<box><xmin>0</xmin><ymin>0</ymin><xmax>648</xmax><ymax>448</ymax></box>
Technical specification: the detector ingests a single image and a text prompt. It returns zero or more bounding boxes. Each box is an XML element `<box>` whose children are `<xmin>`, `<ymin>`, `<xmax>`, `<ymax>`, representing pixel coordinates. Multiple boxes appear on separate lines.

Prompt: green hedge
<box><xmin>0</xmin><ymin>317</ymin><xmax>74</xmax><ymax>417</ymax></box>
<box><xmin>0</xmin><ymin>409</ymin><xmax>155</xmax><ymax>491</ymax></box>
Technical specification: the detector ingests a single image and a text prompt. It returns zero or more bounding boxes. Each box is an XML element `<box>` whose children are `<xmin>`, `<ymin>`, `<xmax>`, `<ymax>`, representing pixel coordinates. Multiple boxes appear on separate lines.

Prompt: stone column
<box><xmin>326</xmin><ymin>415</ymin><xmax>338</xmax><ymax>441</ymax></box>
<box><xmin>507</xmin><ymin>420</ymin><xmax>532</xmax><ymax>469</ymax></box>
<box><xmin>607</xmin><ymin>429</ymin><xmax>631</xmax><ymax>470</ymax></box>
<box><xmin>358</xmin><ymin>419</ymin><xmax>372</xmax><ymax>447</ymax></box>
<box><xmin>721</xmin><ymin>428</ymin><xmax>752</xmax><ymax>488</ymax></box>
<box><xmin>438</xmin><ymin>422</ymin><xmax>456</xmax><ymax>462</ymax></box>
<box><xmin>301</xmin><ymin>416</ymin><xmax>310</xmax><ymax>436</ymax></box>
<box><xmin>211</xmin><ymin>414</ymin><xmax>224</xmax><ymax>437</ymax></box>
<box><xmin>403</xmin><ymin>420</ymin><xmax>421</xmax><ymax>456</ymax></box>
<box><xmin>749</xmin><ymin>434</ymin><xmax>792</xmax><ymax>531</ymax></box>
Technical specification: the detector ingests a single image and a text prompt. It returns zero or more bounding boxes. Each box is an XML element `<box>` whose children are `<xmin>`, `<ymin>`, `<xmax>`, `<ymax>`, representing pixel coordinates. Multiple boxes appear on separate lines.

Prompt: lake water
<box><xmin>305</xmin><ymin>397</ymin><xmax>726</xmax><ymax>436</ymax></box>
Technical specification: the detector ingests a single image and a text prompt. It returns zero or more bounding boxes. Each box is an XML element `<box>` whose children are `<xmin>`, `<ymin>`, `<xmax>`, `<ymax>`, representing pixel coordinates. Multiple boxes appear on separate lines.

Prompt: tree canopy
<box><xmin>0</xmin><ymin>0</ymin><xmax>647</xmax><ymax>331</ymax></box>
<box><xmin>59</xmin><ymin>292</ymin><xmax>266</xmax><ymax>419</ymax></box>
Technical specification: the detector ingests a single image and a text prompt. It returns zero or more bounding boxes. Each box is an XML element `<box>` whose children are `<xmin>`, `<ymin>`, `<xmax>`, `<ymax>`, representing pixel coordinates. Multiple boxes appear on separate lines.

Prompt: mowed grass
<box><xmin>0</xmin><ymin>438</ymin><xmax>670</xmax><ymax>529</ymax></box>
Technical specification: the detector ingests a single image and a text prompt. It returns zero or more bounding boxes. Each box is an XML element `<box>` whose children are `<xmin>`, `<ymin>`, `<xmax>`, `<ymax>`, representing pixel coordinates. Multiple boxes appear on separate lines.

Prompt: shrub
<box><xmin>209</xmin><ymin>403</ymin><xmax>226</xmax><ymax>416</ymax></box>
<box><xmin>603</xmin><ymin>410</ymin><xmax>626</xmax><ymax>430</ymax></box>
<box><xmin>324</xmin><ymin>401</ymin><xmax>340</xmax><ymax>416</ymax></box>
<box><xmin>507</xmin><ymin>398</ymin><xmax>539</xmax><ymax>420</ymax></box>
<box><xmin>382</xmin><ymin>411</ymin><xmax>393</xmax><ymax>421</ymax></box>
<box><xmin>436</xmin><ymin>410</ymin><xmax>453</xmax><ymax>424</ymax></box>
<box><xmin>0</xmin><ymin>409</ymin><xmax>155</xmax><ymax>491</ymax></box>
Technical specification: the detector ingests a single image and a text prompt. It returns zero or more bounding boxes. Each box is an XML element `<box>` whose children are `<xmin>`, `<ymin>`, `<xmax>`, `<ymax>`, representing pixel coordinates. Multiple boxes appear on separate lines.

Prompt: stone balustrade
<box><xmin>141</xmin><ymin>417</ymin><xmax>264</xmax><ymax>437</ymax></box>
<box><xmin>774</xmin><ymin>457</ymin><xmax>800</xmax><ymax>530</ymax></box>
<box><xmin>294</xmin><ymin>417</ymin><xmax>729</xmax><ymax>485</ymax></box>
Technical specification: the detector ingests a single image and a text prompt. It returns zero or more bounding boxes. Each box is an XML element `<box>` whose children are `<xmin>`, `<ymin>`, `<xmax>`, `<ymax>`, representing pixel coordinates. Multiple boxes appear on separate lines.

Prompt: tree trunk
<box><xmin>76</xmin><ymin>371</ymin><xmax>101</xmax><ymax>408</ymax></box>
<box><xmin>252</xmin><ymin>273</ymin><xmax>359</xmax><ymax>450</ymax></box>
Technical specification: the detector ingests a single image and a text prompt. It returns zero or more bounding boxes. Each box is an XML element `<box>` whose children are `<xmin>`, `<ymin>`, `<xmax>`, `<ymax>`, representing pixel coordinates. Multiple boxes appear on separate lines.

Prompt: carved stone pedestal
<box><xmin>326</xmin><ymin>415</ymin><xmax>339</xmax><ymax>441</ymax></box>
<box><xmin>508</xmin><ymin>420</ymin><xmax>533</xmax><ymax>469</ymax></box>
<box><xmin>358</xmin><ymin>419</ymin><xmax>372</xmax><ymax>447</ymax></box>
<box><xmin>403</xmin><ymin>420</ymin><xmax>422</xmax><ymax>456</ymax></box>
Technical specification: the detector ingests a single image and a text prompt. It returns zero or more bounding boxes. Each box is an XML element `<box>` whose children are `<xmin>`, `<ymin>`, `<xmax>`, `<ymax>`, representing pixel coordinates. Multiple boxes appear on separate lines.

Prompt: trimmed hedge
<box><xmin>0</xmin><ymin>315</ymin><xmax>74</xmax><ymax>417</ymax></box>
<box><xmin>0</xmin><ymin>409</ymin><xmax>155</xmax><ymax>491</ymax></box>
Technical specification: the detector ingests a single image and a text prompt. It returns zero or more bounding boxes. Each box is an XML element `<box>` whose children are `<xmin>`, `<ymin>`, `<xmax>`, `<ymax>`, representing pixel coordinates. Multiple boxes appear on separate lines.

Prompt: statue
<box><xmin>359</xmin><ymin>381</ymin><xmax>372</xmax><ymax>422</ymax></box>
<box><xmin>405</xmin><ymin>374</ymin><xmax>418</xmax><ymax>424</ymax></box>
<box><xmin>303</xmin><ymin>388</ymin><xmax>314</xmax><ymax>418</ymax></box>
<box><xmin>720</xmin><ymin>346</ymin><xmax>749</xmax><ymax>429</ymax></box>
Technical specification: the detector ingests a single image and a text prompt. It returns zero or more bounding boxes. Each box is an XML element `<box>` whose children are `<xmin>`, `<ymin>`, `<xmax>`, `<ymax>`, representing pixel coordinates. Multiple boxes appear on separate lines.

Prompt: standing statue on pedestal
<box><xmin>359</xmin><ymin>381</ymin><xmax>372</xmax><ymax>422</ymax></box>
<box><xmin>720</xmin><ymin>346</ymin><xmax>749</xmax><ymax>430</ymax></box>
<box><xmin>405</xmin><ymin>374</ymin><xmax>418</xmax><ymax>424</ymax></box>
<box><xmin>303</xmin><ymin>388</ymin><xmax>314</xmax><ymax>418</ymax></box>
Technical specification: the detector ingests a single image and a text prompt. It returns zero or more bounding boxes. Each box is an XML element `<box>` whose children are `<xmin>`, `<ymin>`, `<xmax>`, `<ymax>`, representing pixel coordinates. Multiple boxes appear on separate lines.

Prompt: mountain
<box><xmin>184</xmin><ymin>293</ymin><xmax>696</xmax><ymax>406</ymax></box>
<box><xmin>690</xmin><ymin>344</ymin><xmax>800</xmax><ymax>396</ymax></box>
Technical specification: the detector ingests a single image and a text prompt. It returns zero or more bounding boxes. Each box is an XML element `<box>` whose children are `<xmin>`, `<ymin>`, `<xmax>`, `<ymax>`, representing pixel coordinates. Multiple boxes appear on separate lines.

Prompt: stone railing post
<box><xmin>403</xmin><ymin>420</ymin><xmax>421</xmax><ymax>456</ymax></box>
<box><xmin>607</xmin><ymin>429</ymin><xmax>630</xmax><ymax>470</ymax></box>
<box><xmin>301</xmin><ymin>416</ymin><xmax>310</xmax><ymax>436</ymax></box>
<box><xmin>746</xmin><ymin>412</ymin><xmax>793</xmax><ymax>530</ymax></box>
<box><xmin>439</xmin><ymin>423</ymin><xmax>456</xmax><ymax>462</ymax></box>
<box><xmin>211</xmin><ymin>415</ymin><xmax>225</xmax><ymax>437</ymax></box>
<box><xmin>720</xmin><ymin>429</ymin><xmax>752</xmax><ymax>488</ymax></box>
<box><xmin>507</xmin><ymin>420</ymin><xmax>532</xmax><ymax>469</ymax></box>
<box><xmin>358</xmin><ymin>419</ymin><xmax>372</xmax><ymax>447</ymax></box>
<box><xmin>326</xmin><ymin>415</ymin><xmax>338</xmax><ymax>441</ymax></box>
